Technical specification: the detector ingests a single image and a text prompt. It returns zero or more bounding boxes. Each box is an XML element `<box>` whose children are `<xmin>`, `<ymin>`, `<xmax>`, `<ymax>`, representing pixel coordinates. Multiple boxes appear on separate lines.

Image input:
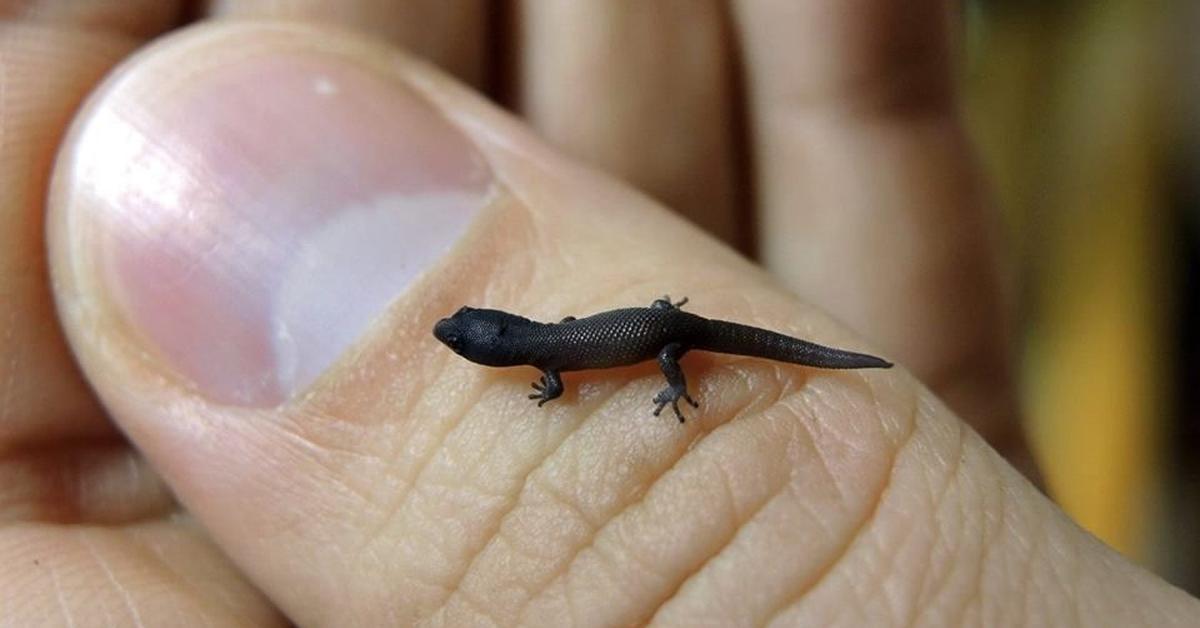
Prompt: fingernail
<box><xmin>69</xmin><ymin>48</ymin><xmax>492</xmax><ymax>406</ymax></box>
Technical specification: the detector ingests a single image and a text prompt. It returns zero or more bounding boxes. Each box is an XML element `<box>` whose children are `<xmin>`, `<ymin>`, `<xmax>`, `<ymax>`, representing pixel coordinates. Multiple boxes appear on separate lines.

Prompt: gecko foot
<box><xmin>652</xmin><ymin>385</ymin><xmax>699</xmax><ymax>423</ymax></box>
<box><xmin>528</xmin><ymin>379</ymin><xmax>548</xmax><ymax>406</ymax></box>
<box><xmin>651</xmin><ymin>295</ymin><xmax>689</xmax><ymax>310</ymax></box>
<box><xmin>528</xmin><ymin>372</ymin><xmax>563</xmax><ymax>407</ymax></box>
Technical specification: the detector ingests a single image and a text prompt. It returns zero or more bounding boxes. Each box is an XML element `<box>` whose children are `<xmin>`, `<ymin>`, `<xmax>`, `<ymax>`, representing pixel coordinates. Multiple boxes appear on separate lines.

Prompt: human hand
<box><xmin>3</xmin><ymin>3</ymin><xmax>1198</xmax><ymax>626</ymax></box>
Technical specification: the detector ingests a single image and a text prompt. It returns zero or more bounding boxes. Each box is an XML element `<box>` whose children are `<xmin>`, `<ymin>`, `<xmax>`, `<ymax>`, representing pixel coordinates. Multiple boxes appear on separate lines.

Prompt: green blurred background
<box><xmin>963</xmin><ymin>0</ymin><xmax>1198</xmax><ymax>593</ymax></box>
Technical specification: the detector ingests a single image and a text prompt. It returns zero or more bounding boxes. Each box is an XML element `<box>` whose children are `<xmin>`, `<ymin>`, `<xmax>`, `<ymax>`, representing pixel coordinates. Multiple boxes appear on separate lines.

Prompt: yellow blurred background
<box><xmin>964</xmin><ymin>0</ymin><xmax>1198</xmax><ymax>592</ymax></box>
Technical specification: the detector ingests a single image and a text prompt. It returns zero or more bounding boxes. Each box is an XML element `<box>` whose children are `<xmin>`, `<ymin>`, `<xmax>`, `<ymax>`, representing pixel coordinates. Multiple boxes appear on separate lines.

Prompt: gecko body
<box><xmin>433</xmin><ymin>296</ymin><xmax>891</xmax><ymax>422</ymax></box>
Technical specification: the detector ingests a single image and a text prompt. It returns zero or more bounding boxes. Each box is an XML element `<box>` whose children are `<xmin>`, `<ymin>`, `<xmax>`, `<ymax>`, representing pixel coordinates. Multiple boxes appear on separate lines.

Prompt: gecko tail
<box><xmin>787</xmin><ymin>343</ymin><xmax>894</xmax><ymax>369</ymax></box>
<box><xmin>698</xmin><ymin>320</ymin><xmax>893</xmax><ymax>370</ymax></box>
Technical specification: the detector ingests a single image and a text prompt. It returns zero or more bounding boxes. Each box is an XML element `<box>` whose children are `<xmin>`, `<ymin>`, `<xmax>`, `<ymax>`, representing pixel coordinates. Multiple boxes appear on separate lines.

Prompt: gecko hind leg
<box><xmin>652</xmin><ymin>342</ymin><xmax>699</xmax><ymax>422</ymax></box>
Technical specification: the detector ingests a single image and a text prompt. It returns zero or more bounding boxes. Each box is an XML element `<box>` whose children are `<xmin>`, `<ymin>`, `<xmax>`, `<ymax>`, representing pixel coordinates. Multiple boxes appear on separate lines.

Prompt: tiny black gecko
<box><xmin>433</xmin><ymin>296</ymin><xmax>892</xmax><ymax>422</ymax></box>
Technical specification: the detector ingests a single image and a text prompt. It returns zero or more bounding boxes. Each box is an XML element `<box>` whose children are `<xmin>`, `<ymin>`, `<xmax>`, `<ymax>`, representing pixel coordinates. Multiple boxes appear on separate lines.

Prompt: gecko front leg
<box><xmin>652</xmin><ymin>342</ymin><xmax>699</xmax><ymax>422</ymax></box>
<box><xmin>528</xmin><ymin>369</ymin><xmax>563</xmax><ymax>407</ymax></box>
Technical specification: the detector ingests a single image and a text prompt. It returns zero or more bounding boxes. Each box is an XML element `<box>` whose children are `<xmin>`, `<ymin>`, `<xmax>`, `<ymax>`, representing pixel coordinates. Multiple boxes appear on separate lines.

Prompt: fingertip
<box><xmin>52</xmin><ymin>23</ymin><xmax>494</xmax><ymax>407</ymax></box>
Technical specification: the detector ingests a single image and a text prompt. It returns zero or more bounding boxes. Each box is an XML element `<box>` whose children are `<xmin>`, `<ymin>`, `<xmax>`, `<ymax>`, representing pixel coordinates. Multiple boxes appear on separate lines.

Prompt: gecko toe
<box><xmin>653</xmin><ymin>385</ymin><xmax>698</xmax><ymax>422</ymax></box>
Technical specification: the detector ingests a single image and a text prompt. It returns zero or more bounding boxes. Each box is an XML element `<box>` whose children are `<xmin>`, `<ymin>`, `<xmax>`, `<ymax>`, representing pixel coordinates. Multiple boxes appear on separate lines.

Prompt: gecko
<box><xmin>432</xmin><ymin>296</ymin><xmax>892</xmax><ymax>422</ymax></box>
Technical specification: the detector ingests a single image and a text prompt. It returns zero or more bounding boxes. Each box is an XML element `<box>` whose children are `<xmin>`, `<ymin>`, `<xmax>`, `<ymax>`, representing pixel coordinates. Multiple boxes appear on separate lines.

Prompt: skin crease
<box><xmin>0</xmin><ymin>6</ymin><xmax>1195</xmax><ymax>628</ymax></box>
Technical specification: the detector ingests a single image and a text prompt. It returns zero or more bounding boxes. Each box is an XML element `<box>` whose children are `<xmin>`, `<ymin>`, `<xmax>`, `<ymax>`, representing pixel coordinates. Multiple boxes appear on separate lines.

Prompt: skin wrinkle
<box><xmin>553</xmin><ymin>380</ymin><xmax>796</xmax><ymax>625</ymax></box>
<box><xmin>418</xmin><ymin>368</ymin><xmax>652</xmax><ymax>618</ymax></box>
<box><xmin>368</xmin><ymin>347</ymin><xmax>475</xmax><ymax>507</ymax></box>
<box><xmin>440</xmin><ymin>587</ymin><xmax>501</xmax><ymax>628</ymax></box>
<box><xmin>355</xmin><ymin>363</ymin><xmax>492</xmax><ymax>555</ymax></box>
<box><xmin>1069</xmin><ymin>543</ymin><xmax>1083</xmax><ymax>628</ymax></box>
<box><xmin>296</xmin><ymin>320</ymin><xmax>451</xmax><ymax>439</ymax></box>
<box><xmin>267</xmin><ymin>419</ymin><xmax>379</xmax><ymax>516</ymax></box>
<box><xmin>509</xmin><ymin>371</ymin><xmax>786</xmax><ymax>625</ymax></box>
<box><xmin>758</xmin><ymin>61</ymin><xmax>954</xmax><ymax>141</ymax></box>
<box><xmin>921</xmin><ymin>415</ymin><xmax>998</xmax><ymax>624</ymax></box>
<box><xmin>832</xmin><ymin>581</ymin><xmax>872</xmax><ymax>628</ymax></box>
<box><xmin>646</xmin><ymin>456</ymin><xmax>792</xmax><ymax>625</ymax></box>
<box><xmin>894</xmin><ymin>414</ymin><xmax>965</xmax><ymax>625</ymax></box>
<box><xmin>533</xmin><ymin>473</ymin><xmax>605</xmax><ymax>533</ymax></box>
<box><xmin>1051</xmin><ymin>540</ymin><xmax>1082</xmax><ymax>627</ymax></box>
<box><xmin>598</xmin><ymin>527</ymin><xmax>667</xmax><ymax>587</ymax></box>
<box><xmin>434</xmin><ymin>371</ymin><xmax>729</xmax><ymax>623</ymax></box>
<box><xmin>795</xmin><ymin>388</ymin><xmax>856</xmax><ymax>507</ymax></box>
<box><xmin>236</xmin><ymin>411</ymin><xmax>377</xmax><ymax>528</ymax></box>
<box><xmin>482</xmin><ymin>539</ymin><xmax>541</xmax><ymax>600</ymax></box>
<box><xmin>1002</xmin><ymin>480</ymin><xmax>1034</xmax><ymax>626</ymax></box>
<box><xmin>953</xmin><ymin>496</ymin><xmax>990</xmax><ymax>627</ymax></box>
<box><xmin>46</xmin><ymin>560</ymin><xmax>77</xmax><ymax>628</ymax></box>
<box><xmin>392</xmin><ymin>532</ymin><xmax>458</xmax><ymax>596</ymax></box>
<box><xmin>114</xmin><ymin>525</ymin><xmax>274</xmax><ymax>628</ymax></box>
<box><xmin>916</xmin><ymin>419</ymin><xmax>974</xmax><ymax>627</ymax></box>
<box><xmin>842</xmin><ymin>416</ymin><xmax>964</xmax><ymax>627</ymax></box>
<box><xmin>880</xmin><ymin>573</ymin><xmax>905</xmax><ymax>628</ymax></box>
<box><xmin>760</xmin><ymin>390</ymin><xmax>919</xmax><ymax>627</ymax></box>
<box><xmin>955</xmin><ymin>552</ymin><xmax>985</xmax><ymax>627</ymax></box>
<box><xmin>565</xmin><ymin>556</ymin><xmax>585</xmax><ymax>628</ymax></box>
<box><xmin>425</xmin><ymin>371</ymin><xmax>642</xmax><ymax>594</ymax></box>
<box><xmin>1043</xmin><ymin>519</ymin><xmax>1083</xmax><ymax>628</ymax></box>
<box><xmin>81</xmin><ymin>534</ymin><xmax>146</xmax><ymax>628</ymax></box>
<box><xmin>829</xmin><ymin>26</ymin><xmax>951</xmax><ymax>121</ymax></box>
<box><xmin>120</xmin><ymin>529</ymin><xmax>230</xmax><ymax>624</ymax></box>
<box><xmin>280</xmin><ymin>405</ymin><xmax>383</xmax><ymax>463</ymax></box>
<box><xmin>787</xmin><ymin>386</ymin><xmax>857</xmax><ymax>500</ymax></box>
<box><xmin>961</xmin><ymin>448</ymin><xmax>1010</xmax><ymax>626</ymax></box>
<box><xmin>1015</xmin><ymin>509</ymin><xmax>1046</xmax><ymax>625</ymax></box>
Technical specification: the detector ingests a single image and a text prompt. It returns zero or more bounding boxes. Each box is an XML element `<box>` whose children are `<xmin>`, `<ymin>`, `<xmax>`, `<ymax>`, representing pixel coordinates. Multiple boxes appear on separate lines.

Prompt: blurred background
<box><xmin>963</xmin><ymin>0</ymin><xmax>1198</xmax><ymax>593</ymax></box>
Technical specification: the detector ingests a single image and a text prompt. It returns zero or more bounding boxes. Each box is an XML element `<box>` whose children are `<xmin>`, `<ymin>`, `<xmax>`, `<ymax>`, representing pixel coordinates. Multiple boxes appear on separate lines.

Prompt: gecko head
<box><xmin>433</xmin><ymin>306</ymin><xmax>528</xmax><ymax>367</ymax></box>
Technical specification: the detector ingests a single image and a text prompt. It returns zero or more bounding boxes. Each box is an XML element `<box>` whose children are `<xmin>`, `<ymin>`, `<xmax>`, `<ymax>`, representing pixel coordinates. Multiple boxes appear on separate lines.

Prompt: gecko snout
<box><xmin>433</xmin><ymin>318</ymin><xmax>464</xmax><ymax>352</ymax></box>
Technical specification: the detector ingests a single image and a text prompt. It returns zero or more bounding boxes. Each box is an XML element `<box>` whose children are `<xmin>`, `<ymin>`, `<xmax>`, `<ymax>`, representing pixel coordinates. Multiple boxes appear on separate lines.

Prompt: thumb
<box><xmin>50</xmin><ymin>23</ymin><xmax>1199</xmax><ymax>627</ymax></box>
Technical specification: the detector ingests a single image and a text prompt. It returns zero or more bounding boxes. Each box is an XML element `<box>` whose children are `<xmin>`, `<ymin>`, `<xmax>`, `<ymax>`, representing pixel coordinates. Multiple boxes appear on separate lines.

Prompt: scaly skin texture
<box><xmin>433</xmin><ymin>296</ymin><xmax>892</xmax><ymax>421</ymax></box>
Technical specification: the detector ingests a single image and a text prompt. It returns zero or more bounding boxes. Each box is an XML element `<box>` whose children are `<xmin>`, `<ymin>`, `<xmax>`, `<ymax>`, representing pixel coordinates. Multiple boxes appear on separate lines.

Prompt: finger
<box><xmin>733</xmin><ymin>1</ymin><xmax>1027</xmax><ymax>463</ymax></box>
<box><xmin>1</xmin><ymin>0</ymin><xmax>186</xmax><ymax>37</ymax></box>
<box><xmin>51</xmin><ymin>22</ymin><xmax>1198</xmax><ymax>626</ymax></box>
<box><xmin>2</xmin><ymin>519</ymin><xmax>284</xmax><ymax>626</ymax></box>
<box><xmin>206</xmin><ymin>0</ymin><xmax>487</xmax><ymax>88</ymax></box>
<box><xmin>0</xmin><ymin>24</ymin><xmax>139</xmax><ymax>452</ymax></box>
<box><xmin>0</xmin><ymin>21</ymin><xmax>284</xmax><ymax>626</ymax></box>
<box><xmin>514</xmin><ymin>0</ymin><xmax>745</xmax><ymax>246</ymax></box>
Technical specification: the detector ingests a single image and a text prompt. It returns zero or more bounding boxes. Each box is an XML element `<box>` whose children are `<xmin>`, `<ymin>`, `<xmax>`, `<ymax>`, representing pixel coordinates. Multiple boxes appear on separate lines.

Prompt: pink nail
<box><xmin>69</xmin><ymin>51</ymin><xmax>492</xmax><ymax>406</ymax></box>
